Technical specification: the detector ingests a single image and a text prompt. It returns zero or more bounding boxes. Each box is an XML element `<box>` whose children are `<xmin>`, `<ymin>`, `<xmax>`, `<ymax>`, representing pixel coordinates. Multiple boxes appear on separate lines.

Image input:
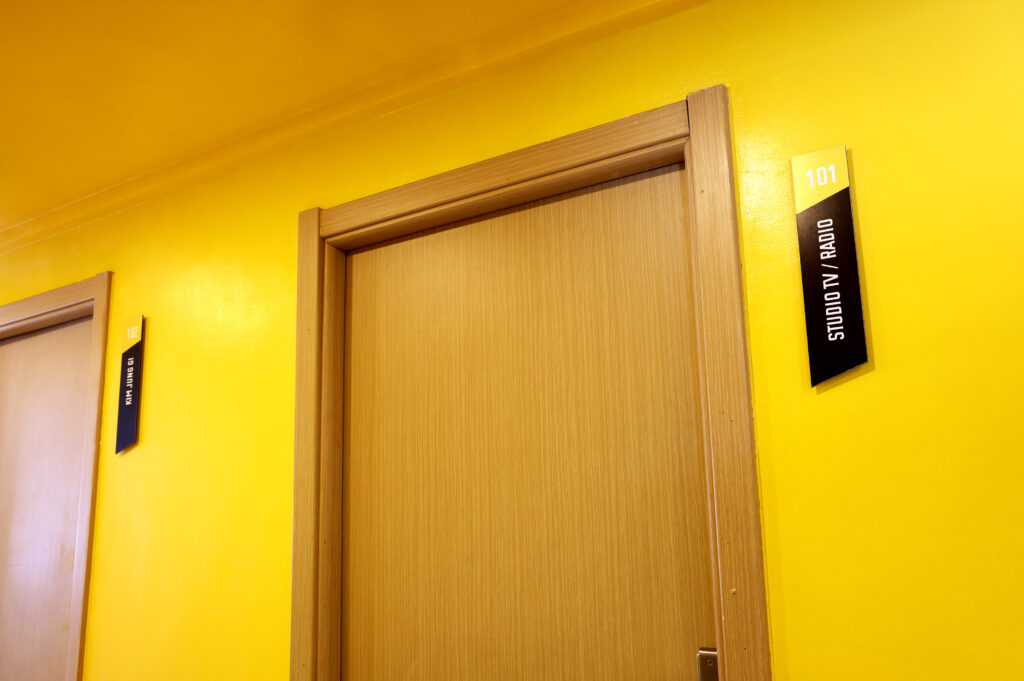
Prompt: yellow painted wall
<box><xmin>2</xmin><ymin>0</ymin><xmax>1022</xmax><ymax>678</ymax></box>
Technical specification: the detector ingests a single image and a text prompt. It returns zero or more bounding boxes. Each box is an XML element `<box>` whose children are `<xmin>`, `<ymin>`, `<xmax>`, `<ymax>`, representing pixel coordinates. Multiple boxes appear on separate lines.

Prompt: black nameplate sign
<box><xmin>792</xmin><ymin>147</ymin><xmax>867</xmax><ymax>385</ymax></box>
<box><xmin>116</xmin><ymin>316</ymin><xmax>145</xmax><ymax>453</ymax></box>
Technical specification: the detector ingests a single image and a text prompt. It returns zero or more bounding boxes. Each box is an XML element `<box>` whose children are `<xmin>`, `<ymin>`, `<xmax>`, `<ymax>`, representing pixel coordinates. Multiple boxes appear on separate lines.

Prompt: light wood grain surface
<box><xmin>0</xmin><ymin>275</ymin><xmax>102</xmax><ymax>343</ymax></box>
<box><xmin>341</xmin><ymin>165</ymin><xmax>716</xmax><ymax>680</ymax></box>
<box><xmin>686</xmin><ymin>85</ymin><xmax>771</xmax><ymax>681</ymax></box>
<box><xmin>320</xmin><ymin>102</ymin><xmax>689</xmax><ymax>246</ymax></box>
<box><xmin>316</xmin><ymin>244</ymin><xmax>345</xmax><ymax>681</ymax></box>
<box><xmin>0</xmin><ymin>319</ymin><xmax>92</xmax><ymax>681</ymax></box>
<box><xmin>294</xmin><ymin>88</ymin><xmax>770</xmax><ymax>681</ymax></box>
<box><xmin>292</xmin><ymin>208</ymin><xmax>324</xmax><ymax>681</ymax></box>
<box><xmin>0</xmin><ymin>273</ymin><xmax>110</xmax><ymax>681</ymax></box>
<box><xmin>63</xmin><ymin>273</ymin><xmax>110</xmax><ymax>681</ymax></box>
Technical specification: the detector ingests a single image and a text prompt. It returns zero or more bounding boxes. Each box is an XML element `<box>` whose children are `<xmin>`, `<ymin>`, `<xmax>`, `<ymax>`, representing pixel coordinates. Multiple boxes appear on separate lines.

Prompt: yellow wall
<box><xmin>2</xmin><ymin>0</ymin><xmax>1022</xmax><ymax>678</ymax></box>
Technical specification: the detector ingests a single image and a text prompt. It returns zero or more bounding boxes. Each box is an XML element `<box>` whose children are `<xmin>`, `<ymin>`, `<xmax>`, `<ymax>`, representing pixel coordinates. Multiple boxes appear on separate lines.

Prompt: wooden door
<box><xmin>0</xmin><ymin>318</ymin><xmax>94</xmax><ymax>681</ymax></box>
<box><xmin>342</xmin><ymin>164</ymin><xmax>716</xmax><ymax>680</ymax></box>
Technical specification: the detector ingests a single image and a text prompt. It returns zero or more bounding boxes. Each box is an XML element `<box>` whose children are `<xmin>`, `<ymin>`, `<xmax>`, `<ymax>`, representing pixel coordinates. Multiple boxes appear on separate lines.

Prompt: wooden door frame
<box><xmin>291</xmin><ymin>85</ymin><xmax>770</xmax><ymax>681</ymax></box>
<box><xmin>0</xmin><ymin>272</ymin><xmax>112</xmax><ymax>681</ymax></box>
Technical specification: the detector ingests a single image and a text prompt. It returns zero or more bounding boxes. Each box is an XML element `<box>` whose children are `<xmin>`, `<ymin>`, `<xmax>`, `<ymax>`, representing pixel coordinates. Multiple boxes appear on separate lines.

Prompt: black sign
<box><xmin>793</xmin><ymin>147</ymin><xmax>867</xmax><ymax>385</ymax></box>
<box><xmin>116</xmin><ymin>316</ymin><xmax>144</xmax><ymax>452</ymax></box>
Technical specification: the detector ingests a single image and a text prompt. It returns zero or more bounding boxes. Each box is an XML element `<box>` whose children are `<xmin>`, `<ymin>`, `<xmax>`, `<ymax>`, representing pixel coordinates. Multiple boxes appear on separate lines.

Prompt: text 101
<box><xmin>807</xmin><ymin>164</ymin><xmax>836</xmax><ymax>188</ymax></box>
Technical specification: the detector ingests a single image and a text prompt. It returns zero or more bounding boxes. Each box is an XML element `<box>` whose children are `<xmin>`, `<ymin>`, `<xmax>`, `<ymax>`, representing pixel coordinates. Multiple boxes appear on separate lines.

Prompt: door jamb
<box><xmin>291</xmin><ymin>84</ymin><xmax>770</xmax><ymax>681</ymax></box>
<box><xmin>0</xmin><ymin>272</ymin><xmax>112</xmax><ymax>681</ymax></box>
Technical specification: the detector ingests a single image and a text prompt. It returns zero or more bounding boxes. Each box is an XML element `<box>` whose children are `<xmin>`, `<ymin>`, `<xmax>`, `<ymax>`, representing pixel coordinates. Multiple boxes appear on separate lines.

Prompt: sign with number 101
<box><xmin>791</xmin><ymin>146</ymin><xmax>868</xmax><ymax>386</ymax></box>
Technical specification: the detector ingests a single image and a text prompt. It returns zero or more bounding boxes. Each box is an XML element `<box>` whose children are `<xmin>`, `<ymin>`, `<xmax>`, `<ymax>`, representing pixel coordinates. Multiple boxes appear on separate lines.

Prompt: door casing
<box><xmin>290</xmin><ymin>85</ymin><xmax>770</xmax><ymax>681</ymax></box>
<box><xmin>0</xmin><ymin>272</ymin><xmax>112</xmax><ymax>681</ymax></box>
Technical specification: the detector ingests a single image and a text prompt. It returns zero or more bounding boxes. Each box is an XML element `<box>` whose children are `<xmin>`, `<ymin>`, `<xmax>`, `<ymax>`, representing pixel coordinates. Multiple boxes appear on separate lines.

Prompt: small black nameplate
<box><xmin>792</xmin><ymin>147</ymin><xmax>867</xmax><ymax>385</ymax></box>
<box><xmin>116</xmin><ymin>316</ymin><xmax>144</xmax><ymax>453</ymax></box>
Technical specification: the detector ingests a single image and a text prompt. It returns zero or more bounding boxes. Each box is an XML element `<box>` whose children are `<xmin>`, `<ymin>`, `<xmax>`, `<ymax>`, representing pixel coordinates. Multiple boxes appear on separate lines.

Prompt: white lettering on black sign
<box><xmin>796</xmin><ymin>188</ymin><xmax>867</xmax><ymax>384</ymax></box>
<box><xmin>116</xmin><ymin>321</ymin><xmax>144</xmax><ymax>452</ymax></box>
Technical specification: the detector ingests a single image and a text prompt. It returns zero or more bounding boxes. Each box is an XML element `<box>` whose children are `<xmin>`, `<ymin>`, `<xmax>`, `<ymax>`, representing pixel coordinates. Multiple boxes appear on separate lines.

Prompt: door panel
<box><xmin>342</xmin><ymin>164</ymin><xmax>714</xmax><ymax>680</ymax></box>
<box><xmin>0</xmin><ymin>317</ymin><xmax>93</xmax><ymax>681</ymax></box>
